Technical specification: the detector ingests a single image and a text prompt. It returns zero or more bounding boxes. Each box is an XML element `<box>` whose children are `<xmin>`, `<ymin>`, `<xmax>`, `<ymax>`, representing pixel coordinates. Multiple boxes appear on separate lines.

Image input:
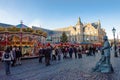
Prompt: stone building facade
<box><xmin>53</xmin><ymin>17</ymin><xmax>106</xmax><ymax>44</ymax></box>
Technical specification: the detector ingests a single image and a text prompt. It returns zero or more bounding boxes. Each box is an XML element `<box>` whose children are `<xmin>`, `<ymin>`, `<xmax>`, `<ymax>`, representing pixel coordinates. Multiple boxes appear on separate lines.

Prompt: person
<box><xmin>16</xmin><ymin>48</ymin><xmax>22</xmax><ymax>65</ymax></box>
<box><xmin>44</xmin><ymin>44</ymin><xmax>51</xmax><ymax>66</ymax></box>
<box><xmin>52</xmin><ymin>47</ymin><xmax>56</xmax><ymax>60</ymax></box>
<box><xmin>118</xmin><ymin>46</ymin><xmax>120</xmax><ymax>55</ymax></box>
<box><xmin>38</xmin><ymin>47</ymin><xmax>44</xmax><ymax>63</ymax></box>
<box><xmin>92</xmin><ymin>36</ymin><xmax>114</xmax><ymax>73</ymax></box>
<box><xmin>11</xmin><ymin>47</ymin><xmax>16</xmax><ymax>67</ymax></box>
<box><xmin>92</xmin><ymin>46</ymin><xmax>96</xmax><ymax>56</ymax></box>
<box><xmin>56</xmin><ymin>47</ymin><xmax>62</xmax><ymax>61</ymax></box>
<box><xmin>77</xmin><ymin>47</ymin><xmax>82</xmax><ymax>59</ymax></box>
<box><xmin>73</xmin><ymin>46</ymin><xmax>77</xmax><ymax>58</ymax></box>
<box><xmin>2</xmin><ymin>47</ymin><xmax>14</xmax><ymax>75</ymax></box>
<box><xmin>64</xmin><ymin>47</ymin><xmax>68</xmax><ymax>59</ymax></box>
<box><xmin>69</xmin><ymin>46</ymin><xmax>73</xmax><ymax>58</ymax></box>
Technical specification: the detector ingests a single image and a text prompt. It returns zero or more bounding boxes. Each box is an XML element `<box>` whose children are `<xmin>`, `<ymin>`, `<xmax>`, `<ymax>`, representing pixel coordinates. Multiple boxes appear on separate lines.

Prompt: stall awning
<box><xmin>80</xmin><ymin>42</ymin><xmax>92</xmax><ymax>45</ymax></box>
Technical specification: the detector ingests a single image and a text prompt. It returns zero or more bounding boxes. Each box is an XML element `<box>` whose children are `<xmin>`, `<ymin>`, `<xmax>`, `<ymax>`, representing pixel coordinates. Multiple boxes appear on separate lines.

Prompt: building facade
<box><xmin>54</xmin><ymin>17</ymin><xmax>106</xmax><ymax>44</ymax></box>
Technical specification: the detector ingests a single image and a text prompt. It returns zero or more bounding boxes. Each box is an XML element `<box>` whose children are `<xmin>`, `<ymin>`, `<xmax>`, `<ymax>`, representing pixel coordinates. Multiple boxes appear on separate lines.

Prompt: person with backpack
<box><xmin>2</xmin><ymin>47</ymin><xmax>14</xmax><ymax>75</ymax></box>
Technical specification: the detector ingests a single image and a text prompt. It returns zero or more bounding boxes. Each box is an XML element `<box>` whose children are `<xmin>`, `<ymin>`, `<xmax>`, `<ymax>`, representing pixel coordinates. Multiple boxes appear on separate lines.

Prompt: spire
<box><xmin>97</xmin><ymin>19</ymin><xmax>101</xmax><ymax>29</ymax></box>
<box><xmin>78</xmin><ymin>17</ymin><xmax>81</xmax><ymax>23</ymax></box>
<box><xmin>98</xmin><ymin>20</ymin><xmax>101</xmax><ymax>26</ymax></box>
<box><xmin>20</xmin><ymin>20</ymin><xmax>23</xmax><ymax>24</ymax></box>
<box><xmin>76</xmin><ymin>17</ymin><xmax>82</xmax><ymax>25</ymax></box>
<box><xmin>20</xmin><ymin>20</ymin><xmax>23</xmax><ymax>29</ymax></box>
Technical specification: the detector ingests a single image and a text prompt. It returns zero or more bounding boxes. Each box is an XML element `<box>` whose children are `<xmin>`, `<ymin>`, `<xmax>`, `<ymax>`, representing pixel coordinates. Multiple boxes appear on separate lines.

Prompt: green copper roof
<box><xmin>16</xmin><ymin>23</ymin><xmax>28</xmax><ymax>28</ymax></box>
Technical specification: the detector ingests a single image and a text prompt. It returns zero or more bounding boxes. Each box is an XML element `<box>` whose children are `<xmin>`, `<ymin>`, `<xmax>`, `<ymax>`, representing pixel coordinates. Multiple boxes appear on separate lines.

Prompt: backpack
<box><xmin>4</xmin><ymin>53</ymin><xmax>10</xmax><ymax>59</ymax></box>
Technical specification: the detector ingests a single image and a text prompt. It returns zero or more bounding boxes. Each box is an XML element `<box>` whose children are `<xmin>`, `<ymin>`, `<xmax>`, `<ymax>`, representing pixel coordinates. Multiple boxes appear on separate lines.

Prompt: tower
<box><xmin>76</xmin><ymin>17</ymin><xmax>83</xmax><ymax>26</ymax></box>
<box><xmin>76</xmin><ymin>17</ymin><xmax>84</xmax><ymax>42</ymax></box>
<box><xmin>97</xmin><ymin>19</ymin><xmax>101</xmax><ymax>29</ymax></box>
<box><xmin>76</xmin><ymin>17</ymin><xmax>83</xmax><ymax>31</ymax></box>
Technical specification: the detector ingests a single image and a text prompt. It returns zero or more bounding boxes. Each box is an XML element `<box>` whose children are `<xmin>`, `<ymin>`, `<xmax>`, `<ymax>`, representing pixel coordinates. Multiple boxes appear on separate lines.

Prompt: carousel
<box><xmin>0</xmin><ymin>23</ymin><xmax>47</xmax><ymax>58</ymax></box>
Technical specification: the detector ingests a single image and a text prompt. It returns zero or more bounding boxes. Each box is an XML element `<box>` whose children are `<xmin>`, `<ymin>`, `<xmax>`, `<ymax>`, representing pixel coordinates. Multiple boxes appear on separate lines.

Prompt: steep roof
<box><xmin>91</xmin><ymin>22</ymin><xmax>99</xmax><ymax>29</ymax></box>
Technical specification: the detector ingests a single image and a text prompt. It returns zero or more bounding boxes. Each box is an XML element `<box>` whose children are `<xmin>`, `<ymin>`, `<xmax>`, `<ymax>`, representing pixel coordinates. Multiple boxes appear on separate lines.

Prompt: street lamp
<box><xmin>112</xmin><ymin>27</ymin><xmax>118</xmax><ymax>57</ymax></box>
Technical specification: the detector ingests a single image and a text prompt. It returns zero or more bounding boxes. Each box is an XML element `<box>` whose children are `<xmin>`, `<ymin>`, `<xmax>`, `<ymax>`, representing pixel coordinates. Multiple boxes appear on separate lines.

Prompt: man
<box><xmin>73</xmin><ymin>46</ymin><xmax>77</xmax><ymax>58</ymax></box>
<box><xmin>69</xmin><ymin>46</ymin><xmax>73</xmax><ymax>58</ymax></box>
<box><xmin>39</xmin><ymin>47</ymin><xmax>43</xmax><ymax>63</ymax></box>
<box><xmin>44</xmin><ymin>44</ymin><xmax>51</xmax><ymax>66</ymax></box>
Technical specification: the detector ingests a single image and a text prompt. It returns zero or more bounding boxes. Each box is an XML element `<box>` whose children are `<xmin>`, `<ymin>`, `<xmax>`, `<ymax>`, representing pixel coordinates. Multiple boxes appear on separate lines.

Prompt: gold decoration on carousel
<box><xmin>36</xmin><ymin>30</ymin><xmax>43</xmax><ymax>35</ymax></box>
<box><xmin>22</xmin><ymin>28</ymin><xmax>34</xmax><ymax>32</ymax></box>
<box><xmin>42</xmin><ymin>32</ymin><xmax>47</xmax><ymax>38</ymax></box>
<box><xmin>0</xmin><ymin>27</ymin><xmax>5</xmax><ymax>31</ymax></box>
<box><xmin>7</xmin><ymin>26</ymin><xmax>20</xmax><ymax>32</ymax></box>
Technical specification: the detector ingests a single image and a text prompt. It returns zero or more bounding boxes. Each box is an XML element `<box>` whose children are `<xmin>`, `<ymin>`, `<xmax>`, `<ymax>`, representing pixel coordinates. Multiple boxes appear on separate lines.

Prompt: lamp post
<box><xmin>112</xmin><ymin>27</ymin><xmax>118</xmax><ymax>57</ymax></box>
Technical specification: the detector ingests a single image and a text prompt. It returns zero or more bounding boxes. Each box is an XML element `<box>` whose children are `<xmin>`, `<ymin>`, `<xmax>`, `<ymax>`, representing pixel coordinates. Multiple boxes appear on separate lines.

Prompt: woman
<box><xmin>11</xmin><ymin>47</ymin><xmax>16</xmax><ymax>67</ymax></box>
<box><xmin>2</xmin><ymin>47</ymin><xmax>14</xmax><ymax>75</ymax></box>
<box><xmin>77</xmin><ymin>47</ymin><xmax>82</xmax><ymax>59</ymax></box>
<box><xmin>16</xmin><ymin>48</ymin><xmax>22</xmax><ymax>65</ymax></box>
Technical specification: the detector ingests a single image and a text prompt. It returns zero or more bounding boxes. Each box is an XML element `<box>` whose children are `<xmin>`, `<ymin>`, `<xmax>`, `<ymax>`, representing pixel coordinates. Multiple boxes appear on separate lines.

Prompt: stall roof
<box><xmin>80</xmin><ymin>42</ymin><xmax>92</xmax><ymax>45</ymax></box>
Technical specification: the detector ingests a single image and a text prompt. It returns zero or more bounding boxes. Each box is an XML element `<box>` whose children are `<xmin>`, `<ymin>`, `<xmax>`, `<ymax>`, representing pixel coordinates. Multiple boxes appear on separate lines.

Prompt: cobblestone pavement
<box><xmin>0</xmin><ymin>51</ymin><xmax>120</xmax><ymax>80</ymax></box>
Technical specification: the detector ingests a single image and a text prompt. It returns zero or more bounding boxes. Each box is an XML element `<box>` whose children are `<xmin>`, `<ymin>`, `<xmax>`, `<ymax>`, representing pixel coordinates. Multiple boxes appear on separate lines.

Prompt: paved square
<box><xmin>0</xmin><ymin>51</ymin><xmax>120</xmax><ymax>80</ymax></box>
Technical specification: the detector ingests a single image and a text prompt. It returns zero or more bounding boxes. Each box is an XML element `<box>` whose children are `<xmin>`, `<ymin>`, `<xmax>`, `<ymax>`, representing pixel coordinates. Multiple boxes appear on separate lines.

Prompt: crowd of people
<box><xmin>1</xmin><ymin>44</ymin><xmax>100</xmax><ymax>75</ymax></box>
<box><xmin>38</xmin><ymin>44</ymin><xmax>100</xmax><ymax>66</ymax></box>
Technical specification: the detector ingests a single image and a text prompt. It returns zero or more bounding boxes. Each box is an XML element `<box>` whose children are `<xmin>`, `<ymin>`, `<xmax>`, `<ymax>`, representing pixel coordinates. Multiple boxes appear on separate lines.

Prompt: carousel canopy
<box><xmin>16</xmin><ymin>23</ymin><xmax>28</xmax><ymax>28</ymax></box>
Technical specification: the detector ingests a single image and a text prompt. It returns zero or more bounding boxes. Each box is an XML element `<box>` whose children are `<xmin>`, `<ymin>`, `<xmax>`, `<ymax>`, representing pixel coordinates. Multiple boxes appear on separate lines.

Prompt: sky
<box><xmin>0</xmin><ymin>0</ymin><xmax>120</xmax><ymax>39</ymax></box>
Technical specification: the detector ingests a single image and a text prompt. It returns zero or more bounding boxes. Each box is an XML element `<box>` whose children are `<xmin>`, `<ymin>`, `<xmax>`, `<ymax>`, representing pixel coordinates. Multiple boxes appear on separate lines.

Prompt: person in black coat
<box><xmin>16</xmin><ymin>47</ymin><xmax>22</xmax><ymax>65</ymax></box>
<box><xmin>77</xmin><ymin>47</ymin><xmax>82</xmax><ymax>59</ymax></box>
<box><xmin>44</xmin><ymin>45</ymin><xmax>51</xmax><ymax>66</ymax></box>
<box><xmin>69</xmin><ymin>46</ymin><xmax>73</xmax><ymax>58</ymax></box>
<box><xmin>73</xmin><ymin>46</ymin><xmax>77</xmax><ymax>58</ymax></box>
<box><xmin>38</xmin><ymin>47</ymin><xmax>44</xmax><ymax>63</ymax></box>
